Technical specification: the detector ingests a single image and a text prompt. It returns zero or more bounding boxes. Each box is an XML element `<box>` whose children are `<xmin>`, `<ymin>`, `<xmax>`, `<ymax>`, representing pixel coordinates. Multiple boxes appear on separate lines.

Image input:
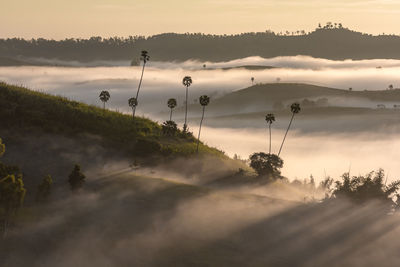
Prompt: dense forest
<box><xmin>2</xmin><ymin>24</ymin><xmax>400</xmax><ymax>64</ymax></box>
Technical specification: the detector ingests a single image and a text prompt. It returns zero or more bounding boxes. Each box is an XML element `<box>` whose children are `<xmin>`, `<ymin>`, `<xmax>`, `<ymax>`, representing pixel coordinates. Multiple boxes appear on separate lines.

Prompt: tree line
<box><xmin>3</xmin><ymin>24</ymin><xmax>400</xmax><ymax>63</ymax></box>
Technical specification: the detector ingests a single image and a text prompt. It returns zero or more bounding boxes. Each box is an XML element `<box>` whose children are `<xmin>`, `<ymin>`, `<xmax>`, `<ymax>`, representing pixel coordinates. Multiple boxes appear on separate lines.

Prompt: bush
<box><xmin>249</xmin><ymin>152</ymin><xmax>283</xmax><ymax>178</ymax></box>
<box><xmin>162</xmin><ymin>120</ymin><xmax>178</xmax><ymax>136</ymax></box>
<box><xmin>36</xmin><ymin>175</ymin><xmax>53</xmax><ymax>202</ymax></box>
<box><xmin>330</xmin><ymin>169</ymin><xmax>400</xmax><ymax>211</ymax></box>
<box><xmin>68</xmin><ymin>165</ymin><xmax>85</xmax><ymax>191</ymax></box>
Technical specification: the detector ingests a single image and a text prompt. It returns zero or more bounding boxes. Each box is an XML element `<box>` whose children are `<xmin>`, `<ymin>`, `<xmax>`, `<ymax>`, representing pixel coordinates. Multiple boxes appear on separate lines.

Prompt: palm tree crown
<box><xmin>182</xmin><ymin>76</ymin><xmax>192</xmax><ymax>87</ymax></box>
<box><xmin>291</xmin><ymin>103</ymin><xmax>301</xmax><ymax>114</ymax></box>
<box><xmin>128</xmin><ymin>97</ymin><xmax>138</xmax><ymax>108</ymax></box>
<box><xmin>265</xmin><ymin>113</ymin><xmax>275</xmax><ymax>124</ymax></box>
<box><xmin>199</xmin><ymin>95</ymin><xmax>210</xmax><ymax>106</ymax></box>
<box><xmin>141</xmin><ymin>50</ymin><xmax>150</xmax><ymax>63</ymax></box>
<box><xmin>99</xmin><ymin>91</ymin><xmax>110</xmax><ymax>102</ymax></box>
<box><xmin>167</xmin><ymin>98</ymin><xmax>177</xmax><ymax>109</ymax></box>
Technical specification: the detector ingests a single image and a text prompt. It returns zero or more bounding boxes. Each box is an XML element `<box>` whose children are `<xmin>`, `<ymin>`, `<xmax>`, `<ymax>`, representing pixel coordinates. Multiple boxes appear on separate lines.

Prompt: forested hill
<box><xmin>2</xmin><ymin>26</ymin><xmax>400</xmax><ymax>64</ymax></box>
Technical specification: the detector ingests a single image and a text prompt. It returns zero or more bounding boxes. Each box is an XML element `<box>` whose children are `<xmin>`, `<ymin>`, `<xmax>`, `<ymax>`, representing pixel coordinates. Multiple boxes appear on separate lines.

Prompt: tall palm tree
<box><xmin>128</xmin><ymin>97</ymin><xmax>138</xmax><ymax>119</ymax></box>
<box><xmin>265</xmin><ymin>113</ymin><xmax>275</xmax><ymax>155</ymax></box>
<box><xmin>196</xmin><ymin>95</ymin><xmax>210</xmax><ymax>153</ymax></box>
<box><xmin>167</xmin><ymin>98</ymin><xmax>177</xmax><ymax>121</ymax></box>
<box><xmin>132</xmin><ymin>50</ymin><xmax>150</xmax><ymax>119</ymax></box>
<box><xmin>99</xmin><ymin>90</ymin><xmax>110</xmax><ymax>110</ymax></box>
<box><xmin>278</xmin><ymin>103</ymin><xmax>301</xmax><ymax>156</ymax></box>
<box><xmin>182</xmin><ymin>76</ymin><xmax>192</xmax><ymax>132</ymax></box>
<box><xmin>251</xmin><ymin>77</ymin><xmax>255</xmax><ymax>85</ymax></box>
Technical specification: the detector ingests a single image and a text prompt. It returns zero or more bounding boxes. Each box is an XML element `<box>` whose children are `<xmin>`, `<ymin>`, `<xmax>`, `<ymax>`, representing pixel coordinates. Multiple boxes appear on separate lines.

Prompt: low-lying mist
<box><xmin>1</xmin><ymin>56</ymin><xmax>400</xmax><ymax>117</ymax></box>
<box><xmin>190</xmin><ymin>126</ymin><xmax>400</xmax><ymax>183</ymax></box>
<box><xmin>2</xmin><ymin>170</ymin><xmax>400</xmax><ymax>267</ymax></box>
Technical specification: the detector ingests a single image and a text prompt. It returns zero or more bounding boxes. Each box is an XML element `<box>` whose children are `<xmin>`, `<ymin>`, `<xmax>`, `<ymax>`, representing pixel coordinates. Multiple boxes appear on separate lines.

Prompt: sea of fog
<box><xmin>189</xmin><ymin>126</ymin><xmax>400</xmax><ymax>181</ymax></box>
<box><xmin>1</xmin><ymin>55</ymin><xmax>400</xmax><ymax>181</ymax></box>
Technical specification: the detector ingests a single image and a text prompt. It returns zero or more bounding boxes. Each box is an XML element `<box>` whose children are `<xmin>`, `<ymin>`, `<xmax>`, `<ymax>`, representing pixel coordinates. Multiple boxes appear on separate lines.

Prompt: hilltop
<box><xmin>0</xmin><ymin>83</ymin><xmax>236</xmax><ymax>193</ymax></box>
<box><xmin>178</xmin><ymin>83</ymin><xmax>400</xmax><ymax>133</ymax></box>
<box><xmin>186</xmin><ymin>83</ymin><xmax>400</xmax><ymax>116</ymax></box>
<box><xmin>3</xmin><ymin>27</ymin><xmax>400</xmax><ymax>64</ymax></box>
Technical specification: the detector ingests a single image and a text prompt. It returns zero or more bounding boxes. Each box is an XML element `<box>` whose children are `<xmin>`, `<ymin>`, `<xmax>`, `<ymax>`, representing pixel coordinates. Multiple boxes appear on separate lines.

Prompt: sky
<box><xmin>1</xmin><ymin>0</ymin><xmax>400</xmax><ymax>39</ymax></box>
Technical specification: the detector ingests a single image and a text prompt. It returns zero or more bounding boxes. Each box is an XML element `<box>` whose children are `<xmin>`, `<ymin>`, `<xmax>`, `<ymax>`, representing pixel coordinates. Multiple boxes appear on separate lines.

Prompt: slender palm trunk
<box><xmin>278</xmin><ymin>113</ymin><xmax>295</xmax><ymax>156</ymax></box>
<box><xmin>184</xmin><ymin>86</ymin><xmax>188</xmax><ymax>131</ymax></box>
<box><xmin>133</xmin><ymin>62</ymin><xmax>146</xmax><ymax>119</ymax></box>
<box><xmin>169</xmin><ymin>108</ymin><xmax>173</xmax><ymax>121</ymax></box>
<box><xmin>131</xmin><ymin>107</ymin><xmax>135</xmax><ymax>120</ymax></box>
<box><xmin>196</xmin><ymin>106</ymin><xmax>206</xmax><ymax>153</ymax></box>
<box><xmin>268</xmin><ymin>123</ymin><xmax>272</xmax><ymax>155</ymax></box>
<box><xmin>103</xmin><ymin>101</ymin><xmax>105</xmax><ymax>110</ymax></box>
<box><xmin>2</xmin><ymin>219</ymin><xmax>7</xmax><ymax>239</ymax></box>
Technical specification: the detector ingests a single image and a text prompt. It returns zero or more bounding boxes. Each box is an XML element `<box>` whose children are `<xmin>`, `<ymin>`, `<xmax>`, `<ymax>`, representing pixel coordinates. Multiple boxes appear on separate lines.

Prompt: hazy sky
<box><xmin>1</xmin><ymin>0</ymin><xmax>400</xmax><ymax>39</ymax></box>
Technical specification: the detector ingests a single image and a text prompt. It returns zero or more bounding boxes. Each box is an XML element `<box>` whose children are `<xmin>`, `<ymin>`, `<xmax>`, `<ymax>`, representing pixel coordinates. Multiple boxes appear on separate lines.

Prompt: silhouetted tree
<box><xmin>68</xmin><ymin>164</ymin><xmax>85</xmax><ymax>191</ymax></box>
<box><xmin>132</xmin><ymin>50</ymin><xmax>150</xmax><ymax>119</ymax></box>
<box><xmin>265</xmin><ymin>113</ymin><xmax>275</xmax><ymax>154</ymax></box>
<box><xmin>99</xmin><ymin>90</ymin><xmax>110</xmax><ymax>110</ymax></box>
<box><xmin>251</xmin><ymin>77</ymin><xmax>255</xmax><ymax>85</ymax></box>
<box><xmin>36</xmin><ymin>174</ymin><xmax>52</xmax><ymax>202</ymax></box>
<box><xmin>196</xmin><ymin>95</ymin><xmax>210</xmax><ymax>153</ymax></box>
<box><xmin>388</xmin><ymin>84</ymin><xmax>394</xmax><ymax>90</ymax></box>
<box><xmin>249</xmin><ymin>152</ymin><xmax>283</xmax><ymax>179</ymax></box>
<box><xmin>0</xmin><ymin>174</ymin><xmax>26</xmax><ymax>238</ymax></box>
<box><xmin>0</xmin><ymin>139</ymin><xmax>26</xmax><ymax>238</ymax></box>
<box><xmin>167</xmin><ymin>98</ymin><xmax>177</xmax><ymax>121</ymax></box>
<box><xmin>278</xmin><ymin>103</ymin><xmax>300</xmax><ymax>156</ymax></box>
<box><xmin>128</xmin><ymin>97</ymin><xmax>138</xmax><ymax>119</ymax></box>
<box><xmin>182</xmin><ymin>76</ymin><xmax>193</xmax><ymax>132</ymax></box>
<box><xmin>331</xmin><ymin>169</ymin><xmax>400</xmax><ymax>212</ymax></box>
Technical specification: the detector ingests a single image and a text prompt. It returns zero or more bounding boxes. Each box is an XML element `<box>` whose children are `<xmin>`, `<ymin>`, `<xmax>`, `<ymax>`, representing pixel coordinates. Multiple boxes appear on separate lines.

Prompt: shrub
<box><xmin>331</xmin><ymin>169</ymin><xmax>400</xmax><ymax>211</ymax></box>
<box><xmin>162</xmin><ymin>120</ymin><xmax>178</xmax><ymax>136</ymax></box>
<box><xmin>249</xmin><ymin>152</ymin><xmax>283</xmax><ymax>178</ymax></box>
<box><xmin>68</xmin><ymin>165</ymin><xmax>86</xmax><ymax>191</ymax></box>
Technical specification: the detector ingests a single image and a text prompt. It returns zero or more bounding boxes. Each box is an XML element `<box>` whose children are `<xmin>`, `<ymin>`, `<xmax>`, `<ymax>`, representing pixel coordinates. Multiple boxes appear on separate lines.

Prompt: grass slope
<box><xmin>0</xmin><ymin>82</ymin><xmax>232</xmax><ymax>194</ymax></box>
<box><xmin>0</xmin><ymin>82</ymin><xmax>223</xmax><ymax>157</ymax></box>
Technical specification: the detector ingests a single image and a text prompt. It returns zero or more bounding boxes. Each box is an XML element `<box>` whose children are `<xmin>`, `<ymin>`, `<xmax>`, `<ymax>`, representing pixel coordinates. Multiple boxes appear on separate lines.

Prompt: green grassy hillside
<box><xmin>0</xmin><ymin>83</ymin><xmax>233</xmax><ymax>193</ymax></box>
<box><xmin>0</xmin><ymin>82</ymin><xmax>224</xmax><ymax>157</ymax></box>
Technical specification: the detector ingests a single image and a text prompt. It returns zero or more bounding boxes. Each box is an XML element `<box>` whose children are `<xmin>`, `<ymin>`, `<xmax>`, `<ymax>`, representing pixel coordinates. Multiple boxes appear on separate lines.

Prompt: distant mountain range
<box><xmin>2</xmin><ymin>28</ymin><xmax>400</xmax><ymax>65</ymax></box>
